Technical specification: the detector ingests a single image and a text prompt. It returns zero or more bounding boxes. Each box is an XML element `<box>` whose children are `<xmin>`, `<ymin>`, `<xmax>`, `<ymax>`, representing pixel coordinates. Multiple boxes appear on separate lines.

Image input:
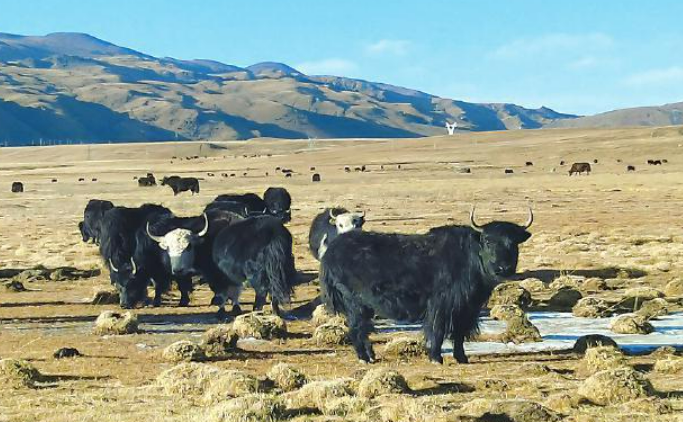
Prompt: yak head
<box><xmin>146</xmin><ymin>213</ymin><xmax>209</xmax><ymax>276</ymax></box>
<box><xmin>264</xmin><ymin>188</ymin><xmax>292</xmax><ymax>223</ymax></box>
<box><xmin>329</xmin><ymin>209</ymin><xmax>365</xmax><ymax>234</ymax></box>
<box><xmin>108</xmin><ymin>256</ymin><xmax>144</xmax><ymax>308</ymax></box>
<box><xmin>78</xmin><ymin>221</ymin><xmax>90</xmax><ymax>242</ymax></box>
<box><xmin>470</xmin><ymin>206</ymin><xmax>533</xmax><ymax>278</ymax></box>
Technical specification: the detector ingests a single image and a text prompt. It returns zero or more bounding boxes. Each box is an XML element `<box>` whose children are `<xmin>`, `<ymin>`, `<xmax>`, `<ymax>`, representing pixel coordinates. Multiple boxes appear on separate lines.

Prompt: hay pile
<box><xmin>544</xmin><ymin>393</ymin><xmax>585</xmax><ymax>414</ymax></box>
<box><xmin>91</xmin><ymin>289</ymin><xmax>120</xmax><ymax>305</ymax></box>
<box><xmin>313</xmin><ymin>321</ymin><xmax>349</xmax><ymax>346</ymax></box>
<box><xmin>473</xmin><ymin>378</ymin><xmax>509</xmax><ymax>392</ymax></box>
<box><xmin>548</xmin><ymin>287</ymin><xmax>583</xmax><ymax>308</ymax></box>
<box><xmin>490</xmin><ymin>304</ymin><xmax>525</xmax><ymax>321</ymax></box>
<box><xmin>321</xmin><ymin>396</ymin><xmax>371</xmax><ymax>417</ymax></box>
<box><xmin>156</xmin><ymin>363</ymin><xmax>223</xmax><ymax>396</ymax></box>
<box><xmin>202</xmin><ymin>370</ymin><xmax>263</xmax><ymax>404</ymax></box>
<box><xmin>311</xmin><ymin>304</ymin><xmax>346</xmax><ymax>327</ymax></box>
<box><xmin>285</xmin><ymin>379</ymin><xmax>353</xmax><ymax>410</ymax></box>
<box><xmin>578</xmin><ymin>346</ymin><xmax>627</xmax><ymax>375</ymax></box>
<box><xmin>578</xmin><ymin>367</ymin><xmax>654</xmax><ymax>405</ymax></box>
<box><xmin>233</xmin><ymin>312</ymin><xmax>287</xmax><ymax>340</ymax></box>
<box><xmin>93</xmin><ymin>311</ymin><xmax>138</xmax><ymax>335</ymax></box>
<box><xmin>266</xmin><ymin>363</ymin><xmax>307</xmax><ymax>392</ymax></box>
<box><xmin>518</xmin><ymin>277</ymin><xmax>545</xmax><ymax>292</ymax></box>
<box><xmin>382</xmin><ymin>335</ymin><xmax>426</xmax><ymax>359</ymax></box>
<box><xmin>651</xmin><ymin>346</ymin><xmax>677</xmax><ymax>358</ymax></box>
<box><xmin>653</xmin><ymin>357</ymin><xmax>683</xmax><ymax>374</ymax></box>
<box><xmin>460</xmin><ymin>398</ymin><xmax>561</xmax><ymax>422</ymax></box>
<box><xmin>500</xmin><ymin>315</ymin><xmax>542</xmax><ymax>344</ymax></box>
<box><xmin>0</xmin><ymin>359</ymin><xmax>42</xmax><ymax>388</ymax></box>
<box><xmin>624</xmin><ymin>286</ymin><xmax>665</xmax><ymax>300</ymax></box>
<box><xmin>357</xmin><ymin>368</ymin><xmax>409</xmax><ymax>398</ymax></box>
<box><xmin>664</xmin><ymin>278</ymin><xmax>683</xmax><ymax>297</ymax></box>
<box><xmin>572</xmin><ymin>297</ymin><xmax>612</xmax><ymax>318</ymax></box>
<box><xmin>582</xmin><ymin>277</ymin><xmax>607</xmax><ymax>292</ymax></box>
<box><xmin>162</xmin><ymin>341</ymin><xmax>206</xmax><ymax>362</ymax></box>
<box><xmin>620</xmin><ymin>397</ymin><xmax>673</xmax><ymax>415</ymax></box>
<box><xmin>572</xmin><ymin>334</ymin><xmax>618</xmax><ymax>354</ymax></box>
<box><xmin>202</xmin><ymin>394</ymin><xmax>284</xmax><ymax>422</ymax></box>
<box><xmin>635</xmin><ymin>298</ymin><xmax>669</xmax><ymax>319</ymax></box>
<box><xmin>488</xmin><ymin>282</ymin><xmax>532</xmax><ymax>309</ymax></box>
<box><xmin>610</xmin><ymin>314</ymin><xmax>654</xmax><ymax>334</ymax></box>
<box><xmin>201</xmin><ymin>325</ymin><xmax>239</xmax><ymax>357</ymax></box>
<box><xmin>549</xmin><ymin>275</ymin><xmax>581</xmax><ymax>290</ymax></box>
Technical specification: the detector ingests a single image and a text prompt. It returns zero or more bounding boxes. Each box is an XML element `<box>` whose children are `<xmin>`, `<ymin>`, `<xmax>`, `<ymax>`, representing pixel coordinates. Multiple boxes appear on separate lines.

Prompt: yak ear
<box><xmin>516</xmin><ymin>231</ymin><xmax>532</xmax><ymax>244</ymax></box>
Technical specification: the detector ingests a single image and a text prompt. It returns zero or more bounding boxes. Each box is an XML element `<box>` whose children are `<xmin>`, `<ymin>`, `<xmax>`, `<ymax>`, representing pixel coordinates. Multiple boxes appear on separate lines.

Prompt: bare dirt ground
<box><xmin>1</xmin><ymin>126</ymin><xmax>683</xmax><ymax>421</ymax></box>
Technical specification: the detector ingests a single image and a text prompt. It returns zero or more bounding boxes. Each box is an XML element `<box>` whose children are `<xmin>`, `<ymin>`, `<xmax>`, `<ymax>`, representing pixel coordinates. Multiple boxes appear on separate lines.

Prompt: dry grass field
<box><xmin>2</xmin><ymin>126</ymin><xmax>683</xmax><ymax>421</ymax></box>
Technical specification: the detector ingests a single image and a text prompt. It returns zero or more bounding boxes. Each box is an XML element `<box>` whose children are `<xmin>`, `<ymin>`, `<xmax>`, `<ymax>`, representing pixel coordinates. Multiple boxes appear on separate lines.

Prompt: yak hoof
<box><xmin>455</xmin><ymin>356</ymin><xmax>469</xmax><ymax>364</ymax></box>
<box><xmin>429</xmin><ymin>355</ymin><xmax>444</xmax><ymax>365</ymax></box>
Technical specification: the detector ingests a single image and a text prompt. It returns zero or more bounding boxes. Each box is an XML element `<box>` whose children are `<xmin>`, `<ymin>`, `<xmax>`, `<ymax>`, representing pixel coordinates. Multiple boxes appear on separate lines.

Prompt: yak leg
<box><xmin>175</xmin><ymin>276</ymin><xmax>193</xmax><ymax>307</ymax></box>
<box><xmin>451</xmin><ymin>332</ymin><xmax>468</xmax><ymax>364</ymax></box>
<box><xmin>425</xmin><ymin>305</ymin><xmax>446</xmax><ymax>364</ymax></box>
<box><xmin>347</xmin><ymin>306</ymin><xmax>375</xmax><ymax>363</ymax></box>
<box><xmin>226</xmin><ymin>283</ymin><xmax>243</xmax><ymax>315</ymax></box>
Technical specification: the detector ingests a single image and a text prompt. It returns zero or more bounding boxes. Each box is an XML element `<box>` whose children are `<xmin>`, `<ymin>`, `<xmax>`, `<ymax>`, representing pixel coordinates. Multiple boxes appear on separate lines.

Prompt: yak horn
<box><xmin>358</xmin><ymin>210</ymin><xmax>366</xmax><ymax>218</ymax></box>
<box><xmin>524</xmin><ymin>207</ymin><xmax>534</xmax><ymax>229</ymax></box>
<box><xmin>469</xmin><ymin>206</ymin><xmax>484</xmax><ymax>233</ymax></box>
<box><xmin>109</xmin><ymin>259</ymin><xmax>119</xmax><ymax>273</ymax></box>
<box><xmin>146</xmin><ymin>222</ymin><xmax>164</xmax><ymax>243</ymax></box>
<box><xmin>130</xmin><ymin>257</ymin><xmax>137</xmax><ymax>275</ymax></box>
<box><xmin>329</xmin><ymin>208</ymin><xmax>339</xmax><ymax>219</ymax></box>
<box><xmin>197</xmin><ymin>213</ymin><xmax>209</xmax><ymax>237</ymax></box>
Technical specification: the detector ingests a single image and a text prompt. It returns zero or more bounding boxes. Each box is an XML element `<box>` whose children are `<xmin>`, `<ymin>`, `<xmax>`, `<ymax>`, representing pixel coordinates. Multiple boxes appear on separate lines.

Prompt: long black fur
<box><xmin>79</xmin><ymin>199</ymin><xmax>114</xmax><ymax>244</ymax></box>
<box><xmin>320</xmin><ymin>222</ymin><xmax>531</xmax><ymax>364</ymax></box>
<box><xmin>263</xmin><ymin>187</ymin><xmax>292</xmax><ymax>223</ymax></box>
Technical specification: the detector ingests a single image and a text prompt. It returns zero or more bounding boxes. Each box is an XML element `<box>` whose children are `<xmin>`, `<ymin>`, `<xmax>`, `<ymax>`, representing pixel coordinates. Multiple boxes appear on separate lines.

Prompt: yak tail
<box><xmin>262</xmin><ymin>237</ymin><xmax>295</xmax><ymax>306</ymax></box>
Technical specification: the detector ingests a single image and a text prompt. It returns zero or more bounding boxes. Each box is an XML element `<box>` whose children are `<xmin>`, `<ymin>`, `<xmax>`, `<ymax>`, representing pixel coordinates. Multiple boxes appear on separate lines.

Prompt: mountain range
<box><xmin>0</xmin><ymin>32</ymin><xmax>678</xmax><ymax>145</ymax></box>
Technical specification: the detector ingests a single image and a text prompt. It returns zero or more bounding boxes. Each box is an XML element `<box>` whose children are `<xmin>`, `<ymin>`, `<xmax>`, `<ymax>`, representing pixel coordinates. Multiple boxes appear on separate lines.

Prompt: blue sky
<box><xmin>1</xmin><ymin>0</ymin><xmax>682</xmax><ymax>115</ymax></box>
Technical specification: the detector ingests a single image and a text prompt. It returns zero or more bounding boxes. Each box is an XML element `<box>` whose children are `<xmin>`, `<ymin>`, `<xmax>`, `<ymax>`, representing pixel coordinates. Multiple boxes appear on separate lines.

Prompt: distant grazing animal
<box><xmin>361</xmin><ymin>165</ymin><xmax>366</xmax><ymax>172</ymax></box>
<box><xmin>207</xmin><ymin>173</ymin><xmax>215</xmax><ymax>177</ymax></box>
<box><xmin>133</xmin><ymin>176</ymin><xmax>138</xmax><ymax>180</ymax></box>
<box><xmin>221</xmin><ymin>173</ymin><xmax>228</xmax><ymax>177</ymax></box>
<box><xmin>312</xmin><ymin>173</ymin><xmax>321</xmax><ymax>182</ymax></box>
<box><xmin>243</xmin><ymin>172</ymin><xmax>248</xmax><ymax>177</ymax></box>
<box><xmin>276</xmin><ymin>167</ymin><xmax>281</xmax><ymax>171</ymax></box>
<box><xmin>263</xmin><ymin>187</ymin><xmax>292</xmax><ymax>223</ymax></box>
<box><xmin>525</xmin><ymin>162</ymin><xmax>533</xmax><ymax>166</ymax></box>
<box><xmin>593</xmin><ymin>159</ymin><xmax>599</xmax><ymax>164</ymax></box>
<box><xmin>230</xmin><ymin>173</ymin><xmax>236</xmax><ymax>177</ymax></box>
<box><xmin>344</xmin><ymin>166</ymin><xmax>351</xmax><ymax>173</ymax></box>
<box><xmin>309</xmin><ymin>208</ymin><xmax>365</xmax><ymax>261</ymax></box>
<box><xmin>354</xmin><ymin>167</ymin><xmax>362</xmax><ymax>172</ymax></box>
<box><xmin>11</xmin><ymin>182</ymin><xmax>23</xmax><ymax>193</ymax></box>
<box><xmin>51</xmin><ymin>179</ymin><xmax>58</xmax><ymax>183</ymax></box>
<box><xmin>310</xmin><ymin>166</ymin><xmax>316</xmax><ymax>171</ymax></box>
<box><xmin>265</xmin><ymin>172</ymin><xmax>269</xmax><ymax>176</ymax></box>
<box><xmin>560</xmin><ymin>161</ymin><xmax>565</xmax><ymax>166</ymax></box>
<box><xmin>91</xmin><ymin>178</ymin><xmax>98</xmax><ymax>182</ymax></box>
<box><xmin>617</xmin><ymin>159</ymin><xmax>622</xmax><ymax>163</ymax></box>
<box><xmin>285</xmin><ymin>173</ymin><xmax>292</xmax><ymax>178</ymax></box>
<box><xmin>397</xmin><ymin>164</ymin><xmax>402</xmax><ymax>170</ymax></box>
<box><xmin>138</xmin><ymin>176</ymin><xmax>156</xmax><ymax>187</ymax></box>
<box><xmin>281</xmin><ymin>169</ymin><xmax>293</xmax><ymax>174</ymax></box>
<box><xmin>319</xmin><ymin>207</ymin><xmax>533</xmax><ymax>363</ymax></box>
<box><xmin>627</xmin><ymin>165</ymin><xmax>636</xmax><ymax>172</ymax></box>
<box><xmin>78</xmin><ymin>178</ymin><xmax>85</xmax><ymax>182</ymax></box>
<box><xmin>569</xmin><ymin>162</ymin><xmax>591</xmax><ymax>175</ymax></box>
<box><xmin>647</xmin><ymin>159</ymin><xmax>662</xmax><ymax>165</ymax></box>
<box><xmin>504</xmin><ymin>169</ymin><xmax>514</xmax><ymax>174</ymax></box>
<box><xmin>161</xmin><ymin>176</ymin><xmax>180</xmax><ymax>186</ymax></box>
<box><xmin>164</xmin><ymin>177</ymin><xmax>200</xmax><ymax>195</ymax></box>
<box><xmin>663</xmin><ymin>159</ymin><xmax>668</xmax><ymax>163</ymax></box>
<box><xmin>79</xmin><ymin>199</ymin><xmax>114</xmax><ymax>244</ymax></box>
<box><xmin>380</xmin><ymin>165</ymin><xmax>384</xmax><ymax>170</ymax></box>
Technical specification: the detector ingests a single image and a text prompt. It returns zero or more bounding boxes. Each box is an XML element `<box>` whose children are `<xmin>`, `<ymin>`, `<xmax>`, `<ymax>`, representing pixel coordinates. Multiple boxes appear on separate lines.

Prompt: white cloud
<box><xmin>295</xmin><ymin>58</ymin><xmax>358</xmax><ymax>76</ymax></box>
<box><xmin>365</xmin><ymin>39</ymin><xmax>411</xmax><ymax>56</ymax></box>
<box><xmin>491</xmin><ymin>33</ymin><xmax>613</xmax><ymax>60</ymax></box>
<box><xmin>623</xmin><ymin>66</ymin><xmax>683</xmax><ymax>87</ymax></box>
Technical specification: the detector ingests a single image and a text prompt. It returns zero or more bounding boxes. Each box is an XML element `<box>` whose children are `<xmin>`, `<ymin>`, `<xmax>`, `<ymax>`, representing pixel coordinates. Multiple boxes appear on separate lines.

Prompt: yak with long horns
<box><xmin>319</xmin><ymin>206</ymin><xmax>533</xmax><ymax>364</ymax></box>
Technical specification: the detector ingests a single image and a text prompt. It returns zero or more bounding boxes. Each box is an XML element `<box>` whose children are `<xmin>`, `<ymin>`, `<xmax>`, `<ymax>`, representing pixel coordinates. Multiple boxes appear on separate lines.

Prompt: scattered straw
<box><xmin>93</xmin><ymin>311</ymin><xmax>138</xmax><ymax>335</ymax></box>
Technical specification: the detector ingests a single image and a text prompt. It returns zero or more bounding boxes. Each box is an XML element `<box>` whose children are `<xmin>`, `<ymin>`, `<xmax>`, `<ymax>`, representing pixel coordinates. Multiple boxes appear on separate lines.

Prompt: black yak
<box><xmin>147</xmin><ymin>213</ymin><xmax>296</xmax><ymax>318</ymax></box>
<box><xmin>319</xmin><ymin>207</ymin><xmax>533</xmax><ymax>364</ymax></box>
<box><xmin>99</xmin><ymin>204</ymin><xmax>196</xmax><ymax>309</ymax></box>
<box><xmin>163</xmin><ymin>177</ymin><xmax>200</xmax><ymax>195</ymax></box>
<box><xmin>79</xmin><ymin>199</ymin><xmax>114</xmax><ymax>244</ymax></box>
<box><xmin>263</xmin><ymin>187</ymin><xmax>292</xmax><ymax>223</ymax></box>
<box><xmin>569</xmin><ymin>162</ymin><xmax>591</xmax><ymax>175</ymax></box>
<box><xmin>11</xmin><ymin>182</ymin><xmax>23</xmax><ymax>193</ymax></box>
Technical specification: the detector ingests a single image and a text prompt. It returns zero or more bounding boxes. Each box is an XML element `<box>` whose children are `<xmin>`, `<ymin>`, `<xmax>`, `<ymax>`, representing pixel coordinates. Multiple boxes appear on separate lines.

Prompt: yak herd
<box><xmin>78</xmin><ymin>182</ymin><xmax>537</xmax><ymax>364</ymax></box>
